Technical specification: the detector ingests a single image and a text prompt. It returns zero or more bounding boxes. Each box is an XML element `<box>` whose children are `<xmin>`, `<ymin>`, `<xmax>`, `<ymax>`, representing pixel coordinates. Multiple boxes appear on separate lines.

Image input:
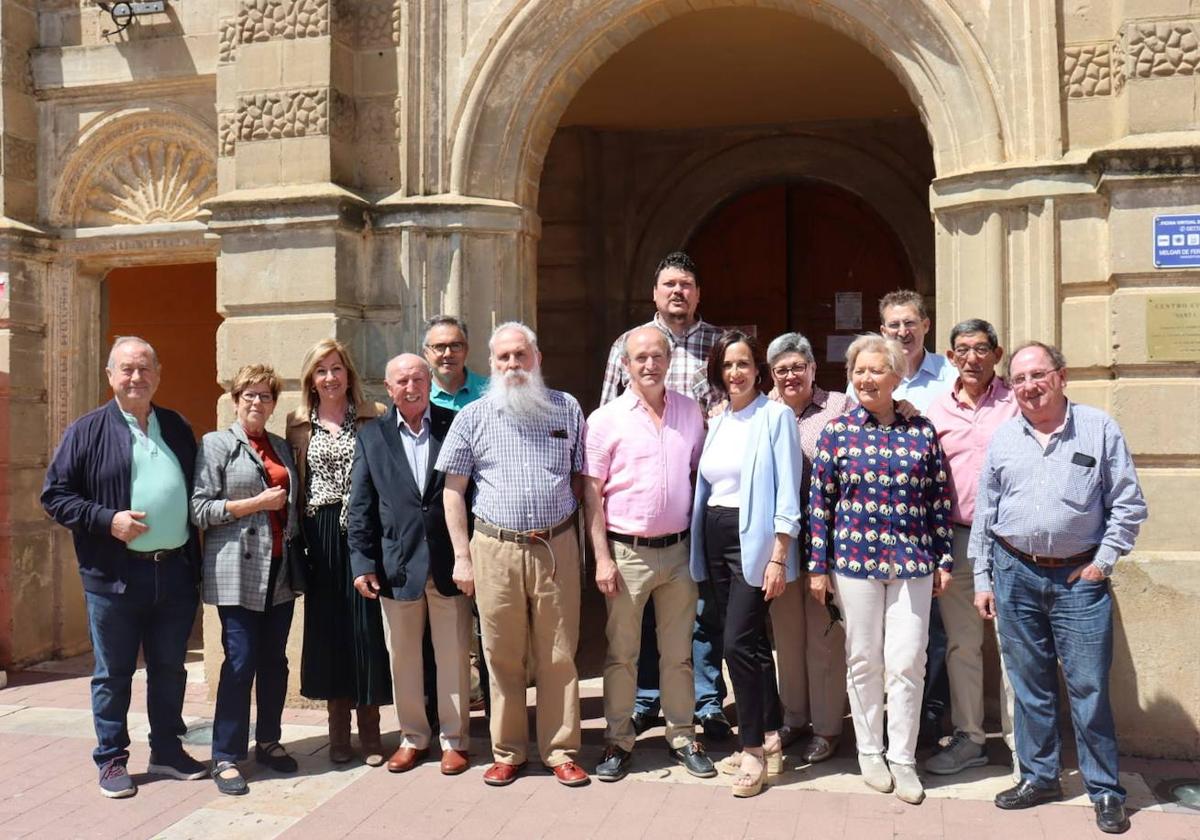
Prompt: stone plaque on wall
<box><xmin>1146</xmin><ymin>294</ymin><xmax>1200</xmax><ymax>361</ymax></box>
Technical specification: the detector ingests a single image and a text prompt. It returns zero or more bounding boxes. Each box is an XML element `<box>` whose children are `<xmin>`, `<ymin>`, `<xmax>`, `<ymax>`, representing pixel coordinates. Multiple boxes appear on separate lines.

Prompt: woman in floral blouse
<box><xmin>808</xmin><ymin>333</ymin><xmax>953</xmax><ymax>806</ymax></box>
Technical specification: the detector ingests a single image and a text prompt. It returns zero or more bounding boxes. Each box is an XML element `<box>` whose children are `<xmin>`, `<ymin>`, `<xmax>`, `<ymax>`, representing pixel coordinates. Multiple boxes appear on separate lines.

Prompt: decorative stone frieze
<box><xmin>1124</xmin><ymin>20</ymin><xmax>1200</xmax><ymax>79</ymax></box>
<box><xmin>1063</xmin><ymin>42</ymin><xmax>1119</xmax><ymax>98</ymax></box>
<box><xmin>2</xmin><ymin>134</ymin><xmax>37</xmax><ymax>181</ymax></box>
<box><xmin>338</xmin><ymin>0</ymin><xmax>400</xmax><ymax>48</ymax></box>
<box><xmin>82</xmin><ymin>139</ymin><xmax>215</xmax><ymax>225</ymax></box>
<box><xmin>237</xmin><ymin>0</ymin><xmax>331</xmax><ymax>43</ymax></box>
<box><xmin>218</xmin><ymin>17</ymin><xmax>239</xmax><ymax>64</ymax></box>
<box><xmin>235</xmin><ymin>88</ymin><xmax>329</xmax><ymax>141</ymax></box>
<box><xmin>218</xmin><ymin>111</ymin><xmax>237</xmax><ymax>157</ymax></box>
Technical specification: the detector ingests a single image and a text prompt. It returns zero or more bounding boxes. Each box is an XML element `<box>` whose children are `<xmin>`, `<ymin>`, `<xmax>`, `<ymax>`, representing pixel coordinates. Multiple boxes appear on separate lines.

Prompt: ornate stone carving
<box><xmin>1063</xmin><ymin>43</ymin><xmax>1117</xmax><ymax>97</ymax></box>
<box><xmin>218</xmin><ymin>111</ymin><xmax>237</xmax><ymax>157</ymax></box>
<box><xmin>2</xmin><ymin>134</ymin><xmax>37</xmax><ymax>181</ymax></box>
<box><xmin>81</xmin><ymin>139</ymin><xmax>215</xmax><ymax>226</ymax></box>
<box><xmin>1124</xmin><ymin>20</ymin><xmax>1200</xmax><ymax>79</ymax></box>
<box><xmin>237</xmin><ymin>0</ymin><xmax>330</xmax><ymax>44</ymax></box>
<box><xmin>218</xmin><ymin>17</ymin><xmax>239</xmax><ymax>63</ymax></box>
<box><xmin>235</xmin><ymin>89</ymin><xmax>329</xmax><ymax>141</ymax></box>
<box><xmin>51</xmin><ymin>108</ymin><xmax>217</xmax><ymax>228</ymax></box>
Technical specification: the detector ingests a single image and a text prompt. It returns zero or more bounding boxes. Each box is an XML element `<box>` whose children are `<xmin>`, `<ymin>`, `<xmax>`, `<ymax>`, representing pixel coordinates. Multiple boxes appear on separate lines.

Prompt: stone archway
<box><xmin>451</xmin><ymin>0</ymin><xmax>1009</xmax><ymax>208</ymax></box>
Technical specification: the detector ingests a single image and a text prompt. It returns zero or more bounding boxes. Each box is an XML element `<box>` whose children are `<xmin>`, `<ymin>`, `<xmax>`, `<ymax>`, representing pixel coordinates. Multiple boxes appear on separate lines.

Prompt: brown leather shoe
<box><xmin>440</xmin><ymin>749</ymin><xmax>470</xmax><ymax>776</ymax></box>
<box><xmin>386</xmin><ymin>746</ymin><xmax>429</xmax><ymax>773</ymax></box>
<box><xmin>551</xmin><ymin>761</ymin><xmax>590</xmax><ymax>787</ymax></box>
<box><xmin>482</xmin><ymin>761</ymin><xmax>525</xmax><ymax>786</ymax></box>
<box><xmin>327</xmin><ymin>698</ymin><xmax>353</xmax><ymax>764</ymax></box>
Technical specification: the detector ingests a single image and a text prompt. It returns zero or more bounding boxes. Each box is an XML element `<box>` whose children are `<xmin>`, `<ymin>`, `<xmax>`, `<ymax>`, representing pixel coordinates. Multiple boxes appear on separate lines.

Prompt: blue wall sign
<box><xmin>1154</xmin><ymin>215</ymin><xmax>1200</xmax><ymax>269</ymax></box>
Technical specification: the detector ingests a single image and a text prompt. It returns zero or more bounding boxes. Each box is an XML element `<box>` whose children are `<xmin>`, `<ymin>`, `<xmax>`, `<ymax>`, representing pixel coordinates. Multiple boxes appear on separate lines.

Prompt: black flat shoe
<box><xmin>1094</xmin><ymin>794</ymin><xmax>1130</xmax><ymax>834</ymax></box>
<box><xmin>212</xmin><ymin>760</ymin><xmax>248</xmax><ymax>796</ymax></box>
<box><xmin>670</xmin><ymin>742</ymin><xmax>717</xmax><ymax>778</ymax></box>
<box><xmin>595</xmin><ymin>745</ymin><xmax>632</xmax><ymax>782</ymax></box>
<box><xmin>254</xmin><ymin>741</ymin><xmax>298</xmax><ymax>773</ymax></box>
<box><xmin>994</xmin><ymin>779</ymin><xmax>1064</xmax><ymax>810</ymax></box>
<box><xmin>698</xmin><ymin>712</ymin><xmax>732</xmax><ymax>741</ymax></box>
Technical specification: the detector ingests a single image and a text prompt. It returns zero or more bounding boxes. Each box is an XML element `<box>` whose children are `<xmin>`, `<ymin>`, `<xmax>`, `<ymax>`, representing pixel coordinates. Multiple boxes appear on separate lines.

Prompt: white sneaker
<box><xmin>858</xmin><ymin>752</ymin><xmax>894</xmax><ymax>793</ymax></box>
<box><xmin>891</xmin><ymin>762</ymin><xmax>925</xmax><ymax>804</ymax></box>
<box><xmin>922</xmin><ymin>731</ymin><xmax>987</xmax><ymax>775</ymax></box>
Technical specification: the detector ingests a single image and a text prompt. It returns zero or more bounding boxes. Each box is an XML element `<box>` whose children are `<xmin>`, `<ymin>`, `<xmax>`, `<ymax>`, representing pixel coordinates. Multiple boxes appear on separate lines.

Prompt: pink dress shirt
<box><xmin>584</xmin><ymin>389</ymin><xmax>705</xmax><ymax>537</ymax></box>
<box><xmin>925</xmin><ymin>375</ymin><xmax>1019</xmax><ymax>525</ymax></box>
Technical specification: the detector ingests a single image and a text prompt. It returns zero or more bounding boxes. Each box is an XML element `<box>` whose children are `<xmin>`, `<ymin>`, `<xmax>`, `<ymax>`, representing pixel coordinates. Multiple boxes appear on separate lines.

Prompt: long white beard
<box><xmin>488</xmin><ymin>368</ymin><xmax>554</xmax><ymax>418</ymax></box>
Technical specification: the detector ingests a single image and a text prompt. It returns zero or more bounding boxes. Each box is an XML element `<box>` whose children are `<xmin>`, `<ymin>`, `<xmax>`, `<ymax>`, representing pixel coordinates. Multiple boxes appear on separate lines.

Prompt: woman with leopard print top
<box><xmin>286</xmin><ymin>338</ymin><xmax>390</xmax><ymax>766</ymax></box>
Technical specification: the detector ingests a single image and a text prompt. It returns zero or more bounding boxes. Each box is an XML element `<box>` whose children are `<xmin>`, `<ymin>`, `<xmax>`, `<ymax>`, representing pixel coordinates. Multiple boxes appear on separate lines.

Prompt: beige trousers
<box><xmin>379</xmin><ymin>576</ymin><xmax>473</xmax><ymax>751</ymax></box>
<box><xmin>473</xmin><ymin>523</ymin><xmax>581</xmax><ymax>767</ymax></box>
<box><xmin>940</xmin><ymin>527</ymin><xmax>1016</xmax><ymax>749</ymax></box>
<box><xmin>771</xmin><ymin>576</ymin><xmax>848</xmax><ymax>736</ymax></box>
<box><xmin>603</xmin><ymin>538</ymin><xmax>698</xmax><ymax>751</ymax></box>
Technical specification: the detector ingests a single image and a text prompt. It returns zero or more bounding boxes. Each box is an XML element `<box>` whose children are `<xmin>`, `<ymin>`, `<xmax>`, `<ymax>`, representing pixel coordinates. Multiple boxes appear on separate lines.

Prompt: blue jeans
<box><xmin>992</xmin><ymin>541</ymin><xmax>1124</xmax><ymax>802</ymax></box>
<box><xmin>212</xmin><ymin>600</ymin><xmax>295</xmax><ymax>764</ymax></box>
<box><xmin>634</xmin><ymin>584</ymin><xmax>727</xmax><ymax>719</ymax></box>
<box><xmin>83</xmin><ymin>555</ymin><xmax>198</xmax><ymax>767</ymax></box>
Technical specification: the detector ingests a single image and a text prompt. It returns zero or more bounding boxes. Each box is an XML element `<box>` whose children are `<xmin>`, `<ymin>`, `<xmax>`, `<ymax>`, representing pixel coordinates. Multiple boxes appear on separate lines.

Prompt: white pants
<box><xmin>835</xmin><ymin>571</ymin><xmax>932</xmax><ymax>766</ymax></box>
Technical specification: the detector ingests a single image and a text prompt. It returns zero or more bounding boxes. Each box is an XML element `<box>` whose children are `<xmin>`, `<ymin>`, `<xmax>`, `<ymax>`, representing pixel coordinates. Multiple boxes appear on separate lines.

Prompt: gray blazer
<box><xmin>191</xmin><ymin>422</ymin><xmax>302</xmax><ymax>611</ymax></box>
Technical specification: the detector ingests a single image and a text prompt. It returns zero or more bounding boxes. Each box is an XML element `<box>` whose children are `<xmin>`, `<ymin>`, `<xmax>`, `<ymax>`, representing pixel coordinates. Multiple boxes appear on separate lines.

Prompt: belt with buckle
<box><xmin>606</xmin><ymin>529</ymin><xmax>689</xmax><ymax>549</ymax></box>
<box><xmin>127</xmin><ymin>546</ymin><xmax>186</xmax><ymax>562</ymax></box>
<box><xmin>474</xmin><ymin>516</ymin><xmax>575</xmax><ymax>545</ymax></box>
<box><xmin>996</xmin><ymin>537</ymin><xmax>1096</xmax><ymax>569</ymax></box>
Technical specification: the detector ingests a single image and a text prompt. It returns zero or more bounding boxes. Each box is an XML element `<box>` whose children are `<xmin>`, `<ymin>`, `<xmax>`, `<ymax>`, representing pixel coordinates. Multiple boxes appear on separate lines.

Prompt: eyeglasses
<box><xmin>239</xmin><ymin>391</ymin><xmax>274</xmax><ymax>404</ymax></box>
<box><xmin>1010</xmin><ymin>369</ymin><xmax>1059</xmax><ymax>387</ymax></box>
<box><xmin>952</xmin><ymin>344</ymin><xmax>995</xmax><ymax>358</ymax></box>
<box><xmin>883</xmin><ymin>320</ymin><xmax>922</xmax><ymax>332</ymax></box>
<box><xmin>425</xmin><ymin>342</ymin><xmax>465</xmax><ymax>355</ymax></box>
<box><xmin>772</xmin><ymin>363</ymin><xmax>810</xmax><ymax>379</ymax></box>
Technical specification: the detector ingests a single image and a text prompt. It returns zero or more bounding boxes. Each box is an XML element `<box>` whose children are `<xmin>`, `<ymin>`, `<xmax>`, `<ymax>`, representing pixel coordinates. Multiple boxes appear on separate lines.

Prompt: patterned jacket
<box><xmin>191</xmin><ymin>422</ymin><xmax>302</xmax><ymax>611</ymax></box>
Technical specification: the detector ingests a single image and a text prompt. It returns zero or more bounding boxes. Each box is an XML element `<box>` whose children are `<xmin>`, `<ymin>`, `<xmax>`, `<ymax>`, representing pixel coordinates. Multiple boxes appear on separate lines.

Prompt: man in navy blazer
<box><xmin>41</xmin><ymin>336</ymin><xmax>208</xmax><ymax>798</ymax></box>
<box><xmin>348</xmin><ymin>353</ymin><xmax>472</xmax><ymax>776</ymax></box>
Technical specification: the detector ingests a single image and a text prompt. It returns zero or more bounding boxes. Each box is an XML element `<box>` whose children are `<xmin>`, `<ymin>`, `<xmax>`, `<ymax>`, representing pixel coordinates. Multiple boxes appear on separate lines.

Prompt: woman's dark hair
<box><xmin>706</xmin><ymin>330</ymin><xmax>770</xmax><ymax>399</ymax></box>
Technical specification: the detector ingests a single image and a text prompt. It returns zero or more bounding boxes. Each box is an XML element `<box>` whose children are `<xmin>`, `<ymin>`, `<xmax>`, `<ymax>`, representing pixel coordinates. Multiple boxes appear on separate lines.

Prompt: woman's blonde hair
<box><xmin>845</xmin><ymin>333</ymin><xmax>906</xmax><ymax>381</ymax></box>
<box><xmin>298</xmin><ymin>338</ymin><xmax>366</xmax><ymax>415</ymax></box>
<box><xmin>230</xmin><ymin>364</ymin><xmax>281</xmax><ymax>402</ymax></box>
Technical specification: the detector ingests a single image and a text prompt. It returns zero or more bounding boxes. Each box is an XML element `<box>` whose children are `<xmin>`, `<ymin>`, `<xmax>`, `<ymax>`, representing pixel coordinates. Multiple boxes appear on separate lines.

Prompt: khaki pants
<box><xmin>603</xmin><ymin>539</ymin><xmax>698</xmax><ymax>752</ymax></box>
<box><xmin>940</xmin><ymin>527</ymin><xmax>1016</xmax><ymax>749</ymax></box>
<box><xmin>379</xmin><ymin>577</ymin><xmax>473</xmax><ymax>751</ymax></box>
<box><xmin>473</xmin><ymin>523</ymin><xmax>581</xmax><ymax>767</ymax></box>
<box><xmin>771</xmin><ymin>576</ymin><xmax>848</xmax><ymax>736</ymax></box>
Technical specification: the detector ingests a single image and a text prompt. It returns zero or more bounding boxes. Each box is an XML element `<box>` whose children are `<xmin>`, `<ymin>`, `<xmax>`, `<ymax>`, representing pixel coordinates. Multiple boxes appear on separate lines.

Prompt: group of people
<box><xmin>41</xmin><ymin>251</ymin><xmax>1147</xmax><ymax>835</ymax></box>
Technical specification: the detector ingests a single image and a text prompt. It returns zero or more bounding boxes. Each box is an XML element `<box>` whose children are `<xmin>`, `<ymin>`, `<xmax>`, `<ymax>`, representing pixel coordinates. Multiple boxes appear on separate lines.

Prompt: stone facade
<box><xmin>0</xmin><ymin>0</ymin><xmax>1197</xmax><ymax>756</ymax></box>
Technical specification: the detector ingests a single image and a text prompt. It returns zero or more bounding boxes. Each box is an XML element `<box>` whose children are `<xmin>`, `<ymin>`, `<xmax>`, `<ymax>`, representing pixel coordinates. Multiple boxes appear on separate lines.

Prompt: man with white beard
<box><xmin>436</xmin><ymin>322</ymin><xmax>590</xmax><ymax>787</ymax></box>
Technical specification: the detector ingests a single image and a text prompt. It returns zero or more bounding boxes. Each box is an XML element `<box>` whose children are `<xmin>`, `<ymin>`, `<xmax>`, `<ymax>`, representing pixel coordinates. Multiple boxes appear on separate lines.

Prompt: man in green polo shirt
<box><xmin>423</xmin><ymin>315</ymin><xmax>488</xmax><ymax>411</ymax></box>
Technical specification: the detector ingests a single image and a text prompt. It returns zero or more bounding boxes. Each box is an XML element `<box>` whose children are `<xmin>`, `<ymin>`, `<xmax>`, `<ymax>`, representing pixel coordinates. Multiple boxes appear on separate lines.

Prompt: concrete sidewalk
<box><xmin>0</xmin><ymin>652</ymin><xmax>1197</xmax><ymax>839</ymax></box>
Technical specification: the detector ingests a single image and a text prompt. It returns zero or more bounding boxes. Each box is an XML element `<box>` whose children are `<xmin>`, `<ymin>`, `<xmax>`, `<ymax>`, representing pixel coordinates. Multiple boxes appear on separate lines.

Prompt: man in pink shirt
<box><xmin>923</xmin><ymin>318</ymin><xmax>1020</xmax><ymax>777</ymax></box>
<box><xmin>583</xmin><ymin>326</ymin><xmax>716</xmax><ymax>782</ymax></box>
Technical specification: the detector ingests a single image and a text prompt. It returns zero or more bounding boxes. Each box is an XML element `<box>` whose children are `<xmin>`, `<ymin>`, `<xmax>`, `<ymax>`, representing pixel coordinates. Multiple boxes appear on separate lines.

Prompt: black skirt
<box><xmin>300</xmin><ymin>504</ymin><xmax>392</xmax><ymax>705</ymax></box>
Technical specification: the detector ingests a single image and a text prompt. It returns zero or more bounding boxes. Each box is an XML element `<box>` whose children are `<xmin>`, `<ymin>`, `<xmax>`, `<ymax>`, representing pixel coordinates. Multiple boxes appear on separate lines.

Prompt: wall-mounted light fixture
<box><xmin>98</xmin><ymin>2</ymin><xmax>167</xmax><ymax>39</ymax></box>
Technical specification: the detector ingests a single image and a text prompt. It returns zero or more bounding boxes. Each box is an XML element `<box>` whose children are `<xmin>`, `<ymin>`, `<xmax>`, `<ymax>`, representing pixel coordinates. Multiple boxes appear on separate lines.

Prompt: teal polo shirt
<box><xmin>430</xmin><ymin>367</ymin><xmax>489</xmax><ymax>411</ymax></box>
<box><xmin>122</xmin><ymin>409</ymin><xmax>190</xmax><ymax>551</ymax></box>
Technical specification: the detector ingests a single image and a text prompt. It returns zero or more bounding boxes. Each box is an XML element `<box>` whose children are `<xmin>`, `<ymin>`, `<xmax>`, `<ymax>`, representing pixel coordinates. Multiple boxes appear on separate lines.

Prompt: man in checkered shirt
<box><xmin>598</xmin><ymin>252</ymin><xmax>733</xmax><ymax>743</ymax></box>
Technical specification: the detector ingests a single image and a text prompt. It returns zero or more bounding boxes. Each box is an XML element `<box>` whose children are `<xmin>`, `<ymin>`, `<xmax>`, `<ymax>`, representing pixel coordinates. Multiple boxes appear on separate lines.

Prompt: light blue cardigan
<box><xmin>689</xmin><ymin>394</ymin><xmax>803</xmax><ymax>587</ymax></box>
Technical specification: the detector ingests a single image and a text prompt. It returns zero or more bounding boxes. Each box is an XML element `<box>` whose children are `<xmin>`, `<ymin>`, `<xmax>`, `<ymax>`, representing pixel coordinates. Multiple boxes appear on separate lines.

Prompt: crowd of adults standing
<box><xmin>41</xmin><ymin>250</ymin><xmax>1146</xmax><ymax>835</ymax></box>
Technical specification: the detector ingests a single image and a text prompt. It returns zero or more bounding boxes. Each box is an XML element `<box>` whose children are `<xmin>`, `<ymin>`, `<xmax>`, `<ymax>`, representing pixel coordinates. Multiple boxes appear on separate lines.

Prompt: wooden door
<box><xmin>687</xmin><ymin>181</ymin><xmax>915</xmax><ymax>390</ymax></box>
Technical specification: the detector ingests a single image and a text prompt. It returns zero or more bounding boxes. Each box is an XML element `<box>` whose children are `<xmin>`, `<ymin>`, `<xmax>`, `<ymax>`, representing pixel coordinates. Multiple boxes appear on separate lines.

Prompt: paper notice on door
<box><xmin>827</xmin><ymin>335</ymin><xmax>854</xmax><ymax>363</ymax></box>
<box><xmin>835</xmin><ymin>292</ymin><xmax>862</xmax><ymax>330</ymax></box>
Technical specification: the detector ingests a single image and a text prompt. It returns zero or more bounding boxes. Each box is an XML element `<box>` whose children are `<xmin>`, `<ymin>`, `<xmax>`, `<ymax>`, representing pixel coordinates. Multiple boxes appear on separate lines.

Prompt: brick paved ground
<box><xmin>1</xmin><ymin>653</ymin><xmax>1198</xmax><ymax>840</ymax></box>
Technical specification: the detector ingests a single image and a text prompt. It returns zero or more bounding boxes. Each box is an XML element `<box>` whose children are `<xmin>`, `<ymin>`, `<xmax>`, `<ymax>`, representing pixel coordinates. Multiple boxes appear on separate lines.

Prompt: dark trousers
<box><xmin>212</xmin><ymin>598</ymin><xmax>295</xmax><ymax>763</ymax></box>
<box><xmin>704</xmin><ymin>506</ymin><xmax>781</xmax><ymax>749</ymax></box>
<box><xmin>83</xmin><ymin>554</ymin><xmax>198</xmax><ymax>767</ymax></box>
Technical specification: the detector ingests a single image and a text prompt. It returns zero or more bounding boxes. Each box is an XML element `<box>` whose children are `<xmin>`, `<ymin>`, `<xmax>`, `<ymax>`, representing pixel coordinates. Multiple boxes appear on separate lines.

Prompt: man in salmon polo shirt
<box><xmin>583</xmin><ymin>326</ymin><xmax>716</xmax><ymax>782</ymax></box>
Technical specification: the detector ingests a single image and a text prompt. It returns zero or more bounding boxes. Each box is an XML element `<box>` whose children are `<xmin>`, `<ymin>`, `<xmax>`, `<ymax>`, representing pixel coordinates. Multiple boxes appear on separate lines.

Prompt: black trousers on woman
<box><xmin>704</xmin><ymin>505</ymin><xmax>782</xmax><ymax>749</ymax></box>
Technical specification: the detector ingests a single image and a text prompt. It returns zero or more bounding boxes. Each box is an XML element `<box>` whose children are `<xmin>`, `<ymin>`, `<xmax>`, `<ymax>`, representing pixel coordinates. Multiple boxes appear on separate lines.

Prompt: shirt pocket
<box><xmin>1061</xmin><ymin>460</ymin><xmax>1101</xmax><ymax>511</ymax></box>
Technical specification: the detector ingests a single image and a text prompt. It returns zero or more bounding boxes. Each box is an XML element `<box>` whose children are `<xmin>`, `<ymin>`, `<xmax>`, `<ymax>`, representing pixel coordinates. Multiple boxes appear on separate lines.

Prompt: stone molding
<box><xmin>235</xmin><ymin>88</ymin><xmax>328</xmax><ymax>141</ymax></box>
<box><xmin>50</xmin><ymin>106</ymin><xmax>217</xmax><ymax>228</ymax></box>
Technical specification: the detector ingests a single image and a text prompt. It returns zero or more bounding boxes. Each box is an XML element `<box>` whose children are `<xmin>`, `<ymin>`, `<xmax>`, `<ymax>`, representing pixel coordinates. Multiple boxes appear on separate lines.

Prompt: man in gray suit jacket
<box><xmin>348</xmin><ymin>353</ymin><xmax>472</xmax><ymax>776</ymax></box>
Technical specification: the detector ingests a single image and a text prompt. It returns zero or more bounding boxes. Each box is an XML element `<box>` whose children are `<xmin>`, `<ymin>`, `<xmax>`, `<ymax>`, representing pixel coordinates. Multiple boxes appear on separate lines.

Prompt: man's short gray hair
<box><xmin>489</xmin><ymin>321</ymin><xmax>539</xmax><ymax>353</ymax></box>
<box><xmin>622</xmin><ymin>326</ymin><xmax>670</xmax><ymax>361</ymax></box>
<box><xmin>845</xmin><ymin>333</ymin><xmax>906</xmax><ymax>380</ymax></box>
<box><xmin>425</xmin><ymin>314</ymin><xmax>468</xmax><ymax>341</ymax></box>
<box><xmin>106</xmin><ymin>336</ymin><xmax>159</xmax><ymax>370</ymax></box>
<box><xmin>766</xmin><ymin>332</ymin><xmax>815</xmax><ymax>367</ymax></box>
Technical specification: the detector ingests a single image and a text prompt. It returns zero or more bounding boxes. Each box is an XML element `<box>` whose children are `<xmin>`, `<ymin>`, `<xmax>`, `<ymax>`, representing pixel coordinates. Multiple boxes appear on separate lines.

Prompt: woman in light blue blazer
<box><xmin>690</xmin><ymin>331</ymin><xmax>802</xmax><ymax>798</ymax></box>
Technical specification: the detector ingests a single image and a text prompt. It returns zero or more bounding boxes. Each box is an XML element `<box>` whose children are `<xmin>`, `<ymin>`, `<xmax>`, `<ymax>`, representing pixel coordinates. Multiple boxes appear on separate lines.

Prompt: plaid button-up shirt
<box><xmin>435</xmin><ymin>389</ymin><xmax>587</xmax><ymax>531</ymax></box>
<box><xmin>599</xmin><ymin>314</ymin><xmax>724</xmax><ymax>411</ymax></box>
